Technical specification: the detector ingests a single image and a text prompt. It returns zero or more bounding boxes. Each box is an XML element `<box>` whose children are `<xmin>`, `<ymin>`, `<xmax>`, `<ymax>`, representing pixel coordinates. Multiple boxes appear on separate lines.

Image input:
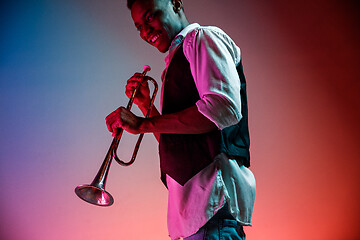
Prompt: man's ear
<box><xmin>172</xmin><ymin>0</ymin><xmax>183</xmax><ymax>13</ymax></box>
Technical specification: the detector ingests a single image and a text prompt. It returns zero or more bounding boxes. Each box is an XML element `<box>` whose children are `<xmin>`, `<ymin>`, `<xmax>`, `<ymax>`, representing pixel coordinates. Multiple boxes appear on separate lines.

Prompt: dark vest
<box><xmin>159</xmin><ymin>44</ymin><xmax>250</xmax><ymax>186</ymax></box>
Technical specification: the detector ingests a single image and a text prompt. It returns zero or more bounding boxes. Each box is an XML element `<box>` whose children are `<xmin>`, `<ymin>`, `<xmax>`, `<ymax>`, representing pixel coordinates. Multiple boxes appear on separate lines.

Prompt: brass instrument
<box><xmin>75</xmin><ymin>65</ymin><xmax>157</xmax><ymax>206</ymax></box>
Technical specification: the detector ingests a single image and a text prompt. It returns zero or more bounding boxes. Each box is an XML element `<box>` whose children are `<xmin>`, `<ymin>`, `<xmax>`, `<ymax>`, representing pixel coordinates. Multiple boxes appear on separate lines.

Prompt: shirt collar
<box><xmin>165</xmin><ymin>23</ymin><xmax>200</xmax><ymax>64</ymax></box>
<box><xmin>177</xmin><ymin>23</ymin><xmax>200</xmax><ymax>38</ymax></box>
<box><xmin>170</xmin><ymin>23</ymin><xmax>200</xmax><ymax>49</ymax></box>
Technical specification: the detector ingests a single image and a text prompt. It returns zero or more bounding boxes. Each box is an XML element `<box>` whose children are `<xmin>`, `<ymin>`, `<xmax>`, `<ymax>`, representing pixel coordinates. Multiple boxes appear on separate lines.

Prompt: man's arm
<box><xmin>106</xmin><ymin>105</ymin><xmax>217</xmax><ymax>138</ymax></box>
<box><xmin>140</xmin><ymin>105</ymin><xmax>217</xmax><ymax>134</ymax></box>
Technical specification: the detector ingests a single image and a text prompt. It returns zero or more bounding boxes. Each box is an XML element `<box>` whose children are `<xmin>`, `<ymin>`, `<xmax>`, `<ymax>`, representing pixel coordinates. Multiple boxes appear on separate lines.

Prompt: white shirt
<box><xmin>161</xmin><ymin>23</ymin><xmax>256</xmax><ymax>240</ymax></box>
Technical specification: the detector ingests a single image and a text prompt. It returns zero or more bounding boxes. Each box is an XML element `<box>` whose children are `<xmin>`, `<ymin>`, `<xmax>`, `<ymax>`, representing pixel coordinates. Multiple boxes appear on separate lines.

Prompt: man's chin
<box><xmin>156</xmin><ymin>43</ymin><xmax>170</xmax><ymax>53</ymax></box>
<box><xmin>158</xmin><ymin>48</ymin><xmax>169</xmax><ymax>53</ymax></box>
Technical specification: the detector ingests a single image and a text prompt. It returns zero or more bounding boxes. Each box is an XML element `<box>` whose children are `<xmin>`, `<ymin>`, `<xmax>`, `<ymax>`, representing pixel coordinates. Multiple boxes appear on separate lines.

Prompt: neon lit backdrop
<box><xmin>1</xmin><ymin>1</ymin><xmax>359</xmax><ymax>239</ymax></box>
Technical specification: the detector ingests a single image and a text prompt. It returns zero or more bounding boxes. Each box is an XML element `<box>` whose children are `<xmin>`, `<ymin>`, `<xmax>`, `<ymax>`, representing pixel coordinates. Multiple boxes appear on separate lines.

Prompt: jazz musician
<box><xmin>106</xmin><ymin>0</ymin><xmax>256</xmax><ymax>239</ymax></box>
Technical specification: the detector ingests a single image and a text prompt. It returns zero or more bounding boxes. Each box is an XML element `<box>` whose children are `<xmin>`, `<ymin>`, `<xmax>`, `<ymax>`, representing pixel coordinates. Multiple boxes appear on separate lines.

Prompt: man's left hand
<box><xmin>105</xmin><ymin>107</ymin><xmax>143</xmax><ymax>136</ymax></box>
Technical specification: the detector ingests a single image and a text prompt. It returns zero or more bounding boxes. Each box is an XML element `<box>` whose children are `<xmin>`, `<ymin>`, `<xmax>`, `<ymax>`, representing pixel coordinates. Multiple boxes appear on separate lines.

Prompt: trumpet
<box><xmin>75</xmin><ymin>65</ymin><xmax>158</xmax><ymax>206</ymax></box>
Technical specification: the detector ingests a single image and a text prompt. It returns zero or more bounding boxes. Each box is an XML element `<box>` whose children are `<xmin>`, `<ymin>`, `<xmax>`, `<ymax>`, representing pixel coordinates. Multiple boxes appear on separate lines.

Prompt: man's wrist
<box><xmin>139</xmin><ymin>117</ymin><xmax>154</xmax><ymax>133</ymax></box>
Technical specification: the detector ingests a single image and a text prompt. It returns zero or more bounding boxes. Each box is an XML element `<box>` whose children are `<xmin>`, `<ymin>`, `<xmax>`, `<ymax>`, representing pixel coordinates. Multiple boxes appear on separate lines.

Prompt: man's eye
<box><xmin>146</xmin><ymin>13</ymin><xmax>154</xmax><ymax>22</ymax></box>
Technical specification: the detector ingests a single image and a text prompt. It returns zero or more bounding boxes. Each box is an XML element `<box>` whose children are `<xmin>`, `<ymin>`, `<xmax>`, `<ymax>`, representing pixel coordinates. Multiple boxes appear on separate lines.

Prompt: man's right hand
<box><xmin>125</xmin><ymin>73</ymin><xmax>153</xmax><ymax>109</ymax></box>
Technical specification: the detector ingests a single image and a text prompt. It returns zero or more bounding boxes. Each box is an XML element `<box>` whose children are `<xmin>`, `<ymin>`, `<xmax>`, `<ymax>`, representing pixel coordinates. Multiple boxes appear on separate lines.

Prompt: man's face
<box><xmin>131</xmin><ymin>0</ymin><xmax>183</xmax><ymax>53</ymax></box>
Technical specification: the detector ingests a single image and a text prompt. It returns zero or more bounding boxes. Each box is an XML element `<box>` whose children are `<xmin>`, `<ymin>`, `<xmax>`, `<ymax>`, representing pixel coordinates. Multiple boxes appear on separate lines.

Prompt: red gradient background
<box><xmin>1</xmin><ymin>0</ymin><xmax>359</xmax><ymax>239</ymax></box>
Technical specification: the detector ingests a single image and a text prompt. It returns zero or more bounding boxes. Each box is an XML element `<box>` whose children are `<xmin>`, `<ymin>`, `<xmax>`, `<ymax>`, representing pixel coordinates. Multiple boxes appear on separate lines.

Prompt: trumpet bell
<box><xmin>75</xmin><ymin>184</ymin><xmax>114</xmax><ymax>206</ymax></box>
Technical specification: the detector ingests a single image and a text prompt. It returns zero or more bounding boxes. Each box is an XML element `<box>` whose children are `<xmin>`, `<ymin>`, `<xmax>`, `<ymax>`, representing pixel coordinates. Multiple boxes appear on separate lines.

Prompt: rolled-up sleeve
<box><xmin>182</xmin><ymin>27</ymin><xmax>242</xmax><ymax>130</ymax></box>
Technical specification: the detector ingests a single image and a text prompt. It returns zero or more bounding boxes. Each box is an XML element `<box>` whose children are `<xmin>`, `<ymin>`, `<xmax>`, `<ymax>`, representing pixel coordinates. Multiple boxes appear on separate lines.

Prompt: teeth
<box><xmin>149</xmin><ymin>34</ymin><xmax>159</xmax><ymax>43</ymax></box>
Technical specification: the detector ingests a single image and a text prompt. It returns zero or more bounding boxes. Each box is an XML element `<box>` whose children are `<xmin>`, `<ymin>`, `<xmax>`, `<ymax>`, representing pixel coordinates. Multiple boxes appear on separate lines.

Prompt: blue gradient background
<box><xmin>1</xmin><ymin>0</ymin><xmax>359</xmax><ymax>239</ymax></box>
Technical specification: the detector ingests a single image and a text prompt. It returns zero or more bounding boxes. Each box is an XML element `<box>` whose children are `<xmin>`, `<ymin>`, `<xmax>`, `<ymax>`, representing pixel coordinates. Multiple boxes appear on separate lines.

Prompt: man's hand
<box><xmin>105</xmin><ymin>107</ymin><xmax>144</xmax><ymax>136</ymax></box>
<box><xmin>126</xmin><ymin>73</ymin><xmax>153</xmax><ymax>109</ymax></box>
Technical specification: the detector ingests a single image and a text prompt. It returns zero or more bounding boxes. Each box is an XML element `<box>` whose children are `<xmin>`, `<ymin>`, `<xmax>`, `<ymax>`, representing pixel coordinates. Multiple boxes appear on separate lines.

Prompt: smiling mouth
<box><xmin>148</xmin><ymin>33</ymin><xmax>160</xmax><ymax>43</ymax></box>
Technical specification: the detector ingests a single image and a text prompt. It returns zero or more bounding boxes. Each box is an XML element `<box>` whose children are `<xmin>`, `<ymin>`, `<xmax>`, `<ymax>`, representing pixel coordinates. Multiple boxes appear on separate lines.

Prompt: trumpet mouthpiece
<box><xmin>143</xmin><ymin>65</ymin><xmax>151</xmax><ymax>72</ymax></box>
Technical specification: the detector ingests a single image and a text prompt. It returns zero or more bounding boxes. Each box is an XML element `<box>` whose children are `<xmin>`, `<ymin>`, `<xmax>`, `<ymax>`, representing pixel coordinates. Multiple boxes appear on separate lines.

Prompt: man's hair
<box><xmin>127</xmin><ymin>0</ymin><xmax>136</xmax><ymax>9</ymax></box>
<box><xmin>127</xmin><ymin>0</ymin><xmax>174</xmax><ymax>10</ymax></box>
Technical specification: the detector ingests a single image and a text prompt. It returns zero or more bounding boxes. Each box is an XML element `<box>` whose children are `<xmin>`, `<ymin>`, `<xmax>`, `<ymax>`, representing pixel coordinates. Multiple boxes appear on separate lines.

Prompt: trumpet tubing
<box><xmin>75</xmin><ymin>65</ymin><xmax>158</xmax><ymax>206</ymax></box>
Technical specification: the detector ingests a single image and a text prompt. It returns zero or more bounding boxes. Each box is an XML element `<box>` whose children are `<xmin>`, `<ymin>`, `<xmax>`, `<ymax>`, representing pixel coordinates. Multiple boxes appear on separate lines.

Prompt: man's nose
<box><xmin>141</xmin><ymin>24</ymin><xmax>152</xmax><ymax>39</ymax></box>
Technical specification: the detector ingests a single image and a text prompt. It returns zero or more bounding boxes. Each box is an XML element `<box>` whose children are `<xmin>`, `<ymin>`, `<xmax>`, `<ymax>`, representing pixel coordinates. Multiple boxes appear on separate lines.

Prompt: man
<box><xmin>106</xmin><ymin>0</ymin><xmax>256</xmax><ymax>239</ymax></box>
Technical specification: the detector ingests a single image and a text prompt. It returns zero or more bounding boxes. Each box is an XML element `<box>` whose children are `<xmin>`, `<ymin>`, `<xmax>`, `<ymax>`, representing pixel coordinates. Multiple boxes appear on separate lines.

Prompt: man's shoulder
<box><xmin>185</xmin><ymin>25</ymin><xmax>226</xmax><ymax>37</ymax></box>
<box><xmin>183</xmin><ymin>24</ymin><xmax>234</xmax><ymax>47</ymax></box>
